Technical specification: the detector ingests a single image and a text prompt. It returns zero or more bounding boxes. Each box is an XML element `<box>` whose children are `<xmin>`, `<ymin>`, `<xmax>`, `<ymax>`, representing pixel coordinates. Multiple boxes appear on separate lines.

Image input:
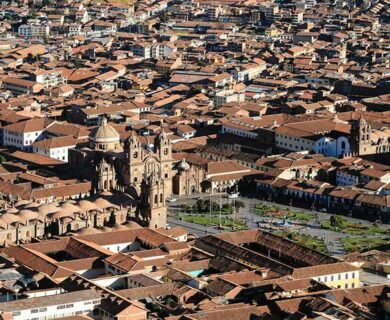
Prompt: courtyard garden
<box><xmin>255</xmin><ymin>203</ymin><xmax>315</xmax><ymax>221</ymax></box>
<box><xmin>321</xmin><ymin>215</ymin><xmax>389</xmax><ymax>236</ymax></box>
<box><xmin>341</xmin><ymin>236</ymin><xmax>390</xmax><ymax>253</ymax></box>
<box><xmin>275</xmin><ymin>231</ymin><xmax>328</xmax><ymax>254</ymax></box>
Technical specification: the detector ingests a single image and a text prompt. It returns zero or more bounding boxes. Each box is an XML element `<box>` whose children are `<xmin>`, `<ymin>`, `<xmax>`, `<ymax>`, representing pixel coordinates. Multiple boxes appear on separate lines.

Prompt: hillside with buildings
<box><xmin>0</xmin><ymin>0</ymin><xmax>390</xmax><ymax>318</ymax></box>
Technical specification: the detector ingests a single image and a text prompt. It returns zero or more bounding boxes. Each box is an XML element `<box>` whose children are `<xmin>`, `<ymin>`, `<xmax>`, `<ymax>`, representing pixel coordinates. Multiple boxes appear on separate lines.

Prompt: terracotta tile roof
<box><xmin>116</xmin><ymin>283</ymin><xmax>176</xmax><ymax>300</ymax></box>
<box><xmin>0</xmin><ymin>288</ymin><xmax>100</xmax><ymax>312</ymax></box>
<box><xmin>2</xmin><ymin>246</ymin><xmax>73</xmax><ymax>279</ymax></box>
<box><xmin>2</xmin><ymin>76</ymin><xmax>40</xmax><ymax>88</ymax></box>
<box><xmin>356</xmin><ymin>193</ymin><xmax>390</xmax><ymax>207</ymax></box>
<box><xmin>46</xmin><ymin>122</ymin><xmax>90</xmax><ymax>139</ymax></box>
<box><xmin>32</xmin><ymin>135</ymin><xmax>79</xmax><ymax>149</ymax></box>
<box><xmin>166</xmin><ymin>304</ymin><xmax>270</xmax><ymax>320</ymax></box>
<box><xmin>9</xmin><ymin>151</ymin><xmax>66</xmax><ymax>166</ymax></box>
<box><xmin>4</xmin><ymin>118</ymin><xmax>48</xmax><ymax>133</ymax></box>
<box><xmin>292</xmin><ymin>262</ymin><xmax>360</xmax><ymax>279</ymax></box>
<box><xmin>207</xmin><ymin>160</ymin><xmax>250</xmax><ymax>175</ymax></box>
<box><xmin>29</xmin><ymin>182</ymin><xmax>91</xmax><ymax>200</ymax></box>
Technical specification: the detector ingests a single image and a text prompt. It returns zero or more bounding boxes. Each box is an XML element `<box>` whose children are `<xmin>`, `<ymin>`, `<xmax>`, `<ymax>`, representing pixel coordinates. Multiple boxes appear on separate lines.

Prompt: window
<box><xmin>331</xmin><ymin>275</ymin><xmax>334</xmax><ymax>281</ymax></box>
<box><xmin>351</xmin><ymin>283</ymin><xmax>355</xmax><ymax>288</ymax></box>
<box><xmin>31</xmin><ymin>309</ymin><xmax>39</xmax><ymax>314</ymax></box>
<box><xmin>352</xmin><ymin>272</ymin><xmax>355</xmax><ymax>278</ymax></box>
<box><xmin>345</xmin><ymin>284</ymin><xmax>348</xmax><ymax>289</ymax></box>
<box><xmin>345</xmin><ymin>273</ymin><xmax>348</xmax><ymax>280</ymax></box>
<box><xmin>12</xmin><ymin>311</ymin><xmax>21</xmax><ymax>316</ymax></box>
<box><xmin>66</xmin><ymin>304</ymin><xmax>74</xmax><ymax>308</ymax></box>
<box><xmin>84</xmin><ymin>301</ymin><xmax>92</xmax><ymax>305</ymax></box>
<box><xmin>338</xmin><ymin>274</ymin><xmax>341</xmax><ymax>280</ymax></box>
<box><xmin>57</xmin><ymin>305</ymin><xmax>66</xmax><ymax>310</ymax></box>
<box><xmin>39</xmin><ymin>308</ymin><xmax>47</xmax><ymax>312</ymax></box>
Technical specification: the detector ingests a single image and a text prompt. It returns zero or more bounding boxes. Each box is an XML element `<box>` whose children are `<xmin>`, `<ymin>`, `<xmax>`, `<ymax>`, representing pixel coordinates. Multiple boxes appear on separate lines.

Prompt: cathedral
<box><xmin>73</xmin><ymin>117</ymin><xmax>174</xmax><ymax>229</ymax></box>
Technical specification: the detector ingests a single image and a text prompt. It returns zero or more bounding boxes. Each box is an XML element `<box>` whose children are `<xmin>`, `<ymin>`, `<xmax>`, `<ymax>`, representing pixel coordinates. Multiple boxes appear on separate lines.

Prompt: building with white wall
<box><xmin>214</xmin><ymin>90</ymin><xmax>245</xmax><ymax>107</ymax></box>
<box><xmin>18</xmin><ymin>24</ymin><xmax>50</xmax><ymax>38</ymax></box>
<box><xmin>32</xmin><ymin>69</ymin><xmax>66</xmax><ymax>88</ymax></box>
<box><xmin>32</xmin><ymin>136</ymin><xmax>78</xmax><ymax>162</ymax></box>
<box><xmin>0</xmin><ymin>289</ymin><xmax>101</xmax><ymax>320</ymax></box>
<box><xmin>275</xmin><ymin>120</ymin><xmax>351</xmax><ymax>158</ymax></box>
<box><xmin>3</xmin><ymin>118</ymin><xmax>47</xmax><ymax>151</ymax></box>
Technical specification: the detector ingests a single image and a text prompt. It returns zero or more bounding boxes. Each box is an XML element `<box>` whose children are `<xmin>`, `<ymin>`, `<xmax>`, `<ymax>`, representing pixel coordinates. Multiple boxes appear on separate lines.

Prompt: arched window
<box><xmin>154</xmin><ymin>194</ymin><xmax>158</xmax><ymax>204</ymax></box>
<box><xmin>160</xmin><ymin>193</ymin><xmax>163</xmax><ymax>203</ymax></box>
<box><xmin>341</xmin><ymin>141</ymin><xmax>346</xmax><ymax>149</ymax></box>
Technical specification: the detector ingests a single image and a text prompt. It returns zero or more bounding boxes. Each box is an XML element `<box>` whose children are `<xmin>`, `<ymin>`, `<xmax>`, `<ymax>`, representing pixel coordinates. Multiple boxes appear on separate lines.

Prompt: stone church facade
<box><xmin>350</xmin><ymin>116</ymin><xmax>390</xmax><ymax>156</ymax></box>
<box><xmin>86</xmin><ymin>118</ymin><xmax>173</xmax><ymax>229</ymax></box>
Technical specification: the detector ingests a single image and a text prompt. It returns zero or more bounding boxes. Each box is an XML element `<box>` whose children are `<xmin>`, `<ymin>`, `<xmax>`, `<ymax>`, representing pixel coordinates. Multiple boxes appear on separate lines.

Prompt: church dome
<box><xmin>6</xmin><ymin>208</ymin><xmax>19</xmax><ymax>214</ymax></box>
<box><xmin>0</xmin><ymin>213</ymin><xmax>21</xmax><ymax>225</ymax></box>
<box><xmin>38</xmin><ymin>203</ymin><xmax>59</xmax><ymax>216</ymax></box>
<box><xmin>124</xmin><ymin>221</ymin><xmax>142</xmax><ymax>229</ymax></box>
<box><xmin>178</xmin><ymin>158</ymin><xmax>190</xmax><ymax>171</ymax></box>
<box><xmin>18</xmin><ymin>210</ymin><xmax>39</xmax><ymax>221</ymax></box>
<box><xmin>61</xmin><ymin>202</ymin><xmax>81</xmax><ymax>213</ymax></box>
<box><xmin>78</xmin><ymin>200</ymin><xmax>100</xmax><ymax>212</ymax></box>
<box><xmin>89</xmin><ymin>117</ymin><xmax>120</xmax><ymax>151</ymax></box>
<box><xmin>77</xmin><ymin>227</ymin><xmax>101</xmax><ymax>235</ymax></box>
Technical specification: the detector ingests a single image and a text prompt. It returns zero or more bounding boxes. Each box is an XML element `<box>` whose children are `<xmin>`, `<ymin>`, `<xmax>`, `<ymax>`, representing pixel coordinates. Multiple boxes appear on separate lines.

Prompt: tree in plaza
<box><xmin>330</xmin><ymin>215</ymin><xmax>346</xmax><ymax>229</ymax></box>
<box><xmin>235</xmin><ymin>200</ymin><xmax>245</xmax><ymax>210</ymax></box>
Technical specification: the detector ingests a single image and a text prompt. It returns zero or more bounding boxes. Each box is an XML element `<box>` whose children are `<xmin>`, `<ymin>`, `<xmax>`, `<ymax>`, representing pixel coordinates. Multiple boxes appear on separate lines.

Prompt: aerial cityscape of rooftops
<box><xmin>1</xmin><ymin>0</ymin><xmax>390</xmax><ymax>319</ymax></box>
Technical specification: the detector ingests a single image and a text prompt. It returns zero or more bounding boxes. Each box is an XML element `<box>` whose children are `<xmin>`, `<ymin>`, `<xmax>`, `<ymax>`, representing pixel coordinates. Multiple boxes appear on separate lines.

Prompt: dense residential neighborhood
<box><xmin>0</xmin><ymin>0</ymin><xmax>390</xmax><ymax>318</ymax></box>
